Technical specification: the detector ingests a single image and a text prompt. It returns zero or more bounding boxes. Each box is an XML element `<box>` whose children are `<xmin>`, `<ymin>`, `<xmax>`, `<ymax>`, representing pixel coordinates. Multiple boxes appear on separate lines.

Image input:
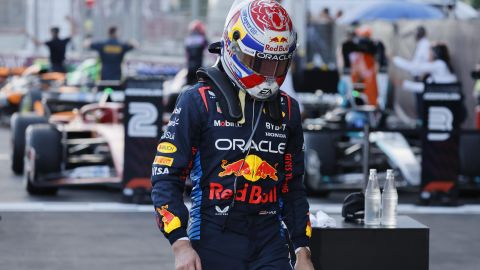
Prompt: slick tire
<box><xmin>24</xmin><ymin>124</ymin><xmax>61</xmax><ymax>196</ymax></box>
<box><xmin>304</xmin><ymin>132</ymin><xmax>336</xmax><ymax>196</ymax></box>
<box><xmin>11</xmin><ymin>113</ymin><xmax>47</xmax><ymax>175</ymax></box>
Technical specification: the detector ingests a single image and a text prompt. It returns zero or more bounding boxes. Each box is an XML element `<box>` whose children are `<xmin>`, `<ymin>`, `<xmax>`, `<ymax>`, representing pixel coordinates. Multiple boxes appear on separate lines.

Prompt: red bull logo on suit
<box><xmin>209</xmin><ymin>182</ymin><xmax>277</xmax><ymax>204</ymax></box>
<box><xmin>210</xmin><ymin>154</ymin><xmax>279</xmax><ymax>204</ymax></box>
<box><xmin>218</xmin><ymin>154</ymin><xmax>278</xmax><ymax>182</ymax></box>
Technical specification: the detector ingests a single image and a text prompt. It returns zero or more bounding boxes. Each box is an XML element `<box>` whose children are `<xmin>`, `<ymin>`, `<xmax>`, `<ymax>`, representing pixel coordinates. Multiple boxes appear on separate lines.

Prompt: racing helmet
<box><xmin>220</xmin><ymin>0</ymin><xmax>297</xmax><ymax>100</ymax></box>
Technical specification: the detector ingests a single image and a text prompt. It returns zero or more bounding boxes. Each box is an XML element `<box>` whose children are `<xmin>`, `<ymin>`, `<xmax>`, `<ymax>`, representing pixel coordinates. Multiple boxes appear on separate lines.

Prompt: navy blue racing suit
<box><xmin>151</xmin><ymin>81</ymin><xmax>311</xmax><ymax>269</ymax></box>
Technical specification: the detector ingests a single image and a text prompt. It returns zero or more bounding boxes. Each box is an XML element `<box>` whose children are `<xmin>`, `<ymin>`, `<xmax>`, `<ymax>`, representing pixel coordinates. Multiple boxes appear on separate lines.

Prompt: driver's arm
<box><xmin>151</xmin><ymin>88</ymin><xmax>204</xmax><ymax>244</ymax></box>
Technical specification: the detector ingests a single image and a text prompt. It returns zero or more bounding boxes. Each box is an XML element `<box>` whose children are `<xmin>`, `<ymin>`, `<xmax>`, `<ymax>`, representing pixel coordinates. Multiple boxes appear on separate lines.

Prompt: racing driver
<box><xmin>151</xmin><ymin>1</ymin><xmax>313</xmax><ymax>269</ymax></box>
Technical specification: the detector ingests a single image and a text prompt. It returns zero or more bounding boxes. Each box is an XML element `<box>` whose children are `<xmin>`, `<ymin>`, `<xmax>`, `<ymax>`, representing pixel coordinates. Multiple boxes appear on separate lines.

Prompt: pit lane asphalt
<box><xmin>1</xmin><ymin>127</ymin><xmax>480</xmax><ymax>270</ymax></box>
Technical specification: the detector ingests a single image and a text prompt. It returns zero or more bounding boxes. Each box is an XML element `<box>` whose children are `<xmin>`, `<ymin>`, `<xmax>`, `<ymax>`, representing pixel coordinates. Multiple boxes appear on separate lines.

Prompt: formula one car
<box><xmin>1</xmin><ymin>59</ymin><xmax>102</xmax><ymax>125</ymax></box>
<box><xmin>10</xmin><ymin>80</ymin><xmax>125</xmax><ymax>174</ymax></box>
<box><xmin>299</xmin><ymin>77</ymin><xmax>421</xmax><ymax>195</ymax></box>
<box><xmin>0</xmin><ymin>66</ymin><xmax>27</xmax><ymax>88</ymax></box>
<box><xmin>0</xmin><ymin>64</ymin><xmax>65</xmax><ymax>123</ymax></box>
<box><xmin>21</xmin><ymin>99</ymin><xmax>124</xmax><ymax>195</ymax></box>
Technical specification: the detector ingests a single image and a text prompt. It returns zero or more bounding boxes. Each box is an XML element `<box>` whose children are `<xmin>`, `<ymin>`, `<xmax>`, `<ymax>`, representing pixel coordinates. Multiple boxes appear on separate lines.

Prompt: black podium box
<box><xmin>310</xmin><ymin>215</ymin><xmax>429</xmax><ymax>270</ymax></box>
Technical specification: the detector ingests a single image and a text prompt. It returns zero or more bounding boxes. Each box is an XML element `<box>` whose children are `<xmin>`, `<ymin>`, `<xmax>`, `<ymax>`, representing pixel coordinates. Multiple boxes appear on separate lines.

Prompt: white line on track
<box><xmin>1</xmin><ymin>202</ymin><xmax>480</xmax><ymax>214</ymax></box>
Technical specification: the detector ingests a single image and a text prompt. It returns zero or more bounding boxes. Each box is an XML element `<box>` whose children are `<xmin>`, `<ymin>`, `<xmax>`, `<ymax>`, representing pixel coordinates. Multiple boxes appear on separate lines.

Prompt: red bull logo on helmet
<box><xmin>269</xmin><ymin>36</ymin><xmax>288</xmax><ymax>44</ymax></box>
<box><xmin>264</xmin><ymin>44</ymin><xmax>289</xmax><ymax>53</ymax></box>
<box><xmin>218</xmin><ymin>154</ymin><xmax>278</xmax><ymax>182</ymax></box>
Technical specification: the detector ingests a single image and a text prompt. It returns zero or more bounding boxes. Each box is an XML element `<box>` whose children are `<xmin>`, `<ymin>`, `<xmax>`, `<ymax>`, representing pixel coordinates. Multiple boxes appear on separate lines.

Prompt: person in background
<box><xmin>472</xmin><ymin>63</ymin><xmax>480</xmax><ymax>128</ymax></box>
<box><xmin>349</xmin><ymin>26</ymin><xmax>379</xmax><ymax>106</ymax></box>
<box><xmin>340</xmin><ymin>29</ymin><xmax>357</xmax><ymax>72</ymax></box>
<box><xmin>318</xmin><ymin>8</ymin><xmax>333</xmax><ymax>23</ymax></box>
<box><xmin>411</xmin><ymin>26</ymin><xmax>431</xmax><ymax>79</ymax></box>
<box><xmin>185</xmin><ymin>20</ymin><xmax>209</xmax><ymax>85</ymax></box>
<box><xmin>393</xmin><ymin>43</ymin><xmax>457</xmax><ymax>93</ymax></box>
<box><xmin>26</xmin><ymin>16</ymin><xmax>76</xmax><ymax>73</ymax></box>
<box><xmin>84</xmin><ymin>26</ymin><xmax>137</xmax><ymax>81</ymax></box>
<box><xmin>392</xmin><ymin>26</ymin><xmax>431</xmax><ymax>120</ymax></box>
<box><xmin>472</xmin><ymin>63</ymin><xmax>480</xmax><ymax>104</ymax></box>
<box><xmin>335</xmin><ymin>10</ymin><xmax>344</xmax><ymax>20</ymax></box>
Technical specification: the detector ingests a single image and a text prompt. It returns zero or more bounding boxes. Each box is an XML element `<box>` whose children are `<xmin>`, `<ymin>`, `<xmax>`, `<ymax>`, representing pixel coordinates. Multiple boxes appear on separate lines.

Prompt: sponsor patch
<box><xmin>218</xmin><ymin>154</ymin><xmax>278</xmax><ymax>182</ymax></box>
<box><xmin>161</xmin><ymin>131</ymin><xmax>175</xmax><ymax>140</ymax></box>
<box><xmin>156</xmin><ymin>205</ymin><xmax>181</xmax><ymax>234</ymax></box>
<box><xmin>215</xmin><ymin>139</ymin><xmax>285</xmax><ymax>154</ymax></box>
<box><xmin>256</xmin><ymin>51</ymin><xmax>292</xmax><ymax>60</ymax></box>
<box><xmin>172</xmin><ymin>107</ymin><xmax>182</xmax><ymax>115</ymax></box>
<box><xmin>209</xmin><ymin>182</ymin><xmax>277</xmax><ymax>204</ymax></box>
<box><xmin>258</xmin><ymin>210</ymin><xmax>277</xmax><ymax>215</ymax></box>
<box><xmin>153</xmin><ymin>156</ymin><xmax>174</xmax><ymax>166</ymax></box>
<box><xmin>265</xmin><ymin>132</ymin><xmax>287</xmax><ymax>139</ymax></box>
<box><xmin>214</xmin><ymin>120</ymin><xmax>242</xmax><ymax>127</ymax></box>
<box><xmin>215</xmin><ymin>205</ymin><xmax>229</xmax><ymax>216</ymax></box>
<box><xmin>265</xmin><ymin>122</ymin><xmax>286</xmax><ymax>131</ymax></box>
<box><xmin>264</xmin><ymin>44</ymin><xmax>289</xmax><ymax>53</ymax></box>
<box><xmin>167</xmin><ymin>118</ymin><xmax>179</xmax><ymax>127</ymax></box>
<box><xmin>269</xmin><ymin>36</ymin><xmax>288</xmax><ymax>44</ymax></box>
<box><xmin>152</xmin><ymin>166</ymin><xmax>170</xmax><ymax>176</ymax></box>
<box><xmin>157</xmin><ymin>142</ymin><xmax>177</xmax><ymax>154</ymax></box>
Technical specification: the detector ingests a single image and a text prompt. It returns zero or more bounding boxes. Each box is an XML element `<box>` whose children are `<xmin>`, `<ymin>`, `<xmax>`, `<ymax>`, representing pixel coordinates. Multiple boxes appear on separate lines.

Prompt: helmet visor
<box><xmin>236</xmin><ymin>47</ymin><xmax>292</xmax><ymax>77</ymax></box>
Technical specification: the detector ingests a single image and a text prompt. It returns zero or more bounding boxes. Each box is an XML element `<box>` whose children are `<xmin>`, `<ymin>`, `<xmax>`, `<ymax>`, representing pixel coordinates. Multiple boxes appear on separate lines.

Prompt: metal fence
<box><xmin>0</xmin><ymin>0</ymin><xmax>209</xmax><ymax>60</ymax></box>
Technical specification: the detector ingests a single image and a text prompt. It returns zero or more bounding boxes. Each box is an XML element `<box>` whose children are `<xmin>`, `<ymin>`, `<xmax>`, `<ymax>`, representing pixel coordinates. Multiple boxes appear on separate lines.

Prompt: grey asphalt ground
<box><xmin>1</xmin><ymin>126</ymin><xmax>480</xmax><ymax>270</ymax></box>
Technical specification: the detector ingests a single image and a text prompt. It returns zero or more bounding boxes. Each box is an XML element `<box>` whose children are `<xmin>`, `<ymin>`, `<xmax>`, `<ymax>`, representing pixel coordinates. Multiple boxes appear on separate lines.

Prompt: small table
<box><xmin>310</xmin><ymin>215</ymin><xmax>429</xmax><ymax>270</ymax></box>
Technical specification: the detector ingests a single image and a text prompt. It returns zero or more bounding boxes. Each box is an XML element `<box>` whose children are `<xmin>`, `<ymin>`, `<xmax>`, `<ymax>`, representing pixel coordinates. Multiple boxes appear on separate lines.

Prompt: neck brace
<box><xmin>196</xmin><ymin>60</ymin><xmax>283</xmax><ymax>124</ymax></box>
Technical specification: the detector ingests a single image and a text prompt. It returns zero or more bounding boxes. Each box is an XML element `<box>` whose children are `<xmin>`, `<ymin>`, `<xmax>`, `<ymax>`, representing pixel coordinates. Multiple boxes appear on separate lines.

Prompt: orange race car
<box><xmin>0</xmin><ymin>64</ymin><xmax>65</xmax><ymax>123</ymax></box>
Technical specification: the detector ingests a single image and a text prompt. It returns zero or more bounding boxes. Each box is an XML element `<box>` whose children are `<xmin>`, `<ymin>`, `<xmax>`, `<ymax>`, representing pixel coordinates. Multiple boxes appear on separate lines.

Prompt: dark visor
<box><xmin>234</xmin><ymin>43</ymin><xmax>292</xmax><ymax>77</ymax></box>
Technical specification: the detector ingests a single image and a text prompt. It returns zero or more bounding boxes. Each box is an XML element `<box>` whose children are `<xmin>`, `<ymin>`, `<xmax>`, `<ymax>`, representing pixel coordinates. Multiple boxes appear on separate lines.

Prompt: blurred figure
<box><xmin>26</xmin><ymin>16</ymin><xmax>76</xmax><ymax>73</ymax></box>
<box><xmin>340</xmin><ymin>29</ymin><xmax>357</xmax><ymax>72</ymax></box>
<box><xmin>318</xmin><ymin>8</ymin><xmax>333</xmax><ymax>23</ymax></box>
<box><xmin>393</xmin><ymin>43</ymin><xmax>458</xmax><ymax>93</ymax></box>
<box><xmin>85</xmin><ymin>26</ymin><xmax>137</xmax><ymax>81</ymax></box>
<box><xmin>412</xmin><ymin>26</ymin><xmax>431</xmax><ymax>79</ymax></box>
<box><xmin>185</xmin><ymin>20</ymin><xmax>208</xmax><ymax>85</ymax></box>
<box><xmin>350</xmin><ymin>25</ymin><xmax>379</xmax><ymax>106</ymax></box>
<box><xmin>472</xmin><ymin>63</ymin><xmax>480</xmax><ymax>104</ymax></box>
<box><xmin>335</xmin><ymin>10</ymin><xmax>344</xmax><ymax>20</ymax></box>
<box><xmin>392</xmin><ymin>25</ymin><xmax>431</xmax><ymax>119</ymax></box>
<box><xmin>472</xmin><ymin>63</ymin><xmax>480</xmax><ymax>128</ymax></box>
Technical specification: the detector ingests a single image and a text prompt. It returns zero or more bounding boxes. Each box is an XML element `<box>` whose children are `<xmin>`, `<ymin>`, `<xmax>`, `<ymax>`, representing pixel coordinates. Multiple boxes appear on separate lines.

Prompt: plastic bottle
<box><xmin>381</xmin><ymin>169</ymin><xmax>398</xmax><ymax>226</ymax></box>
<box><xmin>364</xmin><ymin>169</ymin><xmax>381</xmax><ymax>225</ymax></box>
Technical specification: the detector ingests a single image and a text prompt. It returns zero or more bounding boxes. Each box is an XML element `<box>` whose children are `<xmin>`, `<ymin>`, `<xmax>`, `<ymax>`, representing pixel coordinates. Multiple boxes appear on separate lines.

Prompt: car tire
<box><xmin>304</xmin><ymin>132</ymin><xmax>337</xmax><ymax>195</ymax></box>
<box><xmin>11</xmin><ymin>113</ymin><xmax>47</xmax><ymax>175</ymax></box>
<box><xmin>24</xmin><ymin>124</ymin><xmax>61</xmax><ymax>196</ymax></box>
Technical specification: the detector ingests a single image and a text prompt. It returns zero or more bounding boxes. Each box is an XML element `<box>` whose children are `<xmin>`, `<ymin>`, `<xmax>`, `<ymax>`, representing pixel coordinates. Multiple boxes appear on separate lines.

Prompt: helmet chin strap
<box><xmin>238</xmin><ymin>90</ymin><xmax>246</xmax><ymax>125</ymax></box>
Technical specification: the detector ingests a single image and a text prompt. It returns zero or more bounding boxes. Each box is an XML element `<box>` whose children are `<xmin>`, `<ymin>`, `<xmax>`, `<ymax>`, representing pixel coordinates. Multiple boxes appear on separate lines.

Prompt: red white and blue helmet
<box><xmin>221</xmin><ymin>0</ymin><xmax>297</xmax><ymax>100</ymax></box>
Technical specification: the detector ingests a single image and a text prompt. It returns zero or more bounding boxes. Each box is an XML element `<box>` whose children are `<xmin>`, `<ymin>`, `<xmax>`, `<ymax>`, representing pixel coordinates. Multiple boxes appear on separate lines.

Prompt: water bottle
<box><xmin>381</xmin><ymin>169</ymin><xmax>398</xmax><ymax>226</ymax></box>
<box><xmin>364</xmin><ymin>169</ymin><xmax>381</xmax><ymax>225</ymax></box>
